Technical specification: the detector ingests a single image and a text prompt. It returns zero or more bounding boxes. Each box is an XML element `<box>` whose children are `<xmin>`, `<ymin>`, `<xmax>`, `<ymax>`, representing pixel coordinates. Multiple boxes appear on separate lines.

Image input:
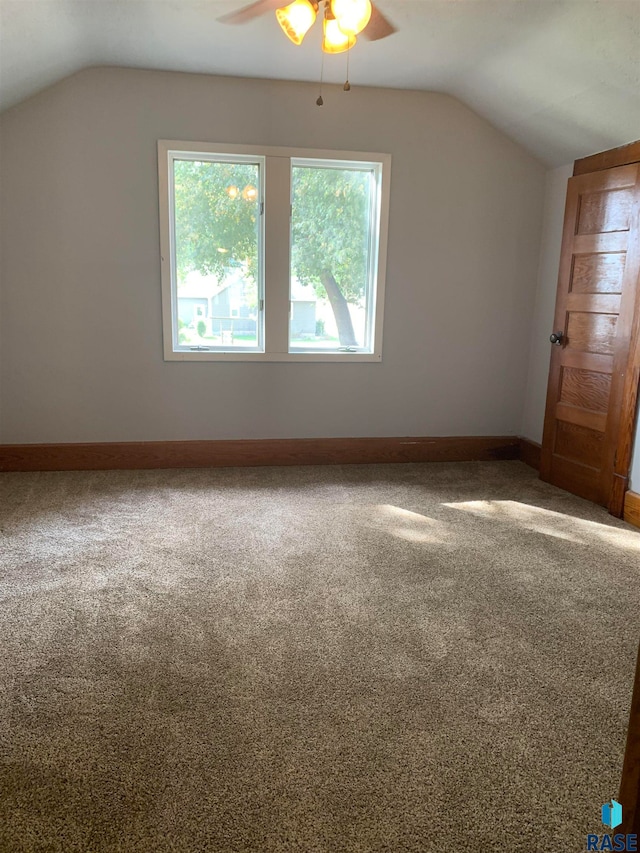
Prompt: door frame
<box><xmin>620</xmin><ymin>642</ymin><xmax>640</xmax><ymax>836</ymax></box>
<box><xmin>571</xmin><ymin>140</ymin><xmax>640</xmax><ymax>517</ymax></box>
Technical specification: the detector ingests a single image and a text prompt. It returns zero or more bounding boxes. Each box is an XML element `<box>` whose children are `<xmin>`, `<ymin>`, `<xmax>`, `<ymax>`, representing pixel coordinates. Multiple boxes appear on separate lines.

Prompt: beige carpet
<box><xmin>0</xmin><ymin>460</ymin><xmax>639</xmax><ymax>852</ymax></box>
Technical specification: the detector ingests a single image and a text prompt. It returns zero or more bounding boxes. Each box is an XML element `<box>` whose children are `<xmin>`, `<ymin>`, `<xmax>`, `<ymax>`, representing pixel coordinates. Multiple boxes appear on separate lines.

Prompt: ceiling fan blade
<box><xmin>362</xmin><ymin>2</ymin><xmax>397</xmax><ymax>41</ymax></box>
<box><xmin>218</xmin><ymin>0</ymin><xmax>282</xmax><ymax>25</ymax></box>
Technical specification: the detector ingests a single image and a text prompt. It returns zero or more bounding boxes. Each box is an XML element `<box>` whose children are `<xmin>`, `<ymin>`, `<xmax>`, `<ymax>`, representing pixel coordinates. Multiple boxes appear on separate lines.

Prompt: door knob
<box><xmin>549</xmin><ymin>331</ymin><xmax>564</xmax><ymax>345</ymax></box>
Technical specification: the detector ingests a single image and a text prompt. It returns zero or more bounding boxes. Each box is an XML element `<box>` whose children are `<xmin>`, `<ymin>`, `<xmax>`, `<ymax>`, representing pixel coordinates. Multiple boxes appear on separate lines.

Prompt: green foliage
<box><xmin>173</xmin><ymin>160</ymin><xmax>372</xmax><ymax>330</ymax></box>
<box><xmin>174</xmin><ymin>159</ymin><xmax>259</xmax><ymax>283</ymax></box>
<box><xmin>315</xmin><ymin>319</ymin><xmax>325</xmax><ymax>336</ymax></box>
<box><xmin>291</xmin><ymin>166</ymin><xmax>370</xmax><ymax>304</ymax></box>
<box><xmin>197</xmin><ymin>320</ymin><xmax>207</xmax><ymax>338</ymax></box>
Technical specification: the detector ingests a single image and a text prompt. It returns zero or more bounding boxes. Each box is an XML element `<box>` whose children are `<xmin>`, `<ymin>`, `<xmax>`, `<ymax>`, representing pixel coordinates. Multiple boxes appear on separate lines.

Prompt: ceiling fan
<box><xmin>219</xmin><ymin>0</ymin><xmax>397</xmax><ymax>54</ymax></box>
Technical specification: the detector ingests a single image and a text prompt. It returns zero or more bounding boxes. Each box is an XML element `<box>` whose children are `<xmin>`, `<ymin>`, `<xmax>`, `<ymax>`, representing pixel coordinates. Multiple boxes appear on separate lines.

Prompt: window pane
<box><xmin>173</xmin><ymin>158</ymin><xmax>261</xmax><ymax>350</ymax></box>
<box><xmin>290</xmin><ymin>162</ymin><xmax>377</xmax><ymax>352</ymax></box>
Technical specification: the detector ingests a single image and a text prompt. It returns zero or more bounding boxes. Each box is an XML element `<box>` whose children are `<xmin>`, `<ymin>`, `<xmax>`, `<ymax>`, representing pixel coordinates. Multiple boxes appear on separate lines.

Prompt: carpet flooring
<box><xmin>0</xmin><ymin>460</ymin><xmax>639</xmax><ymax>852</ymax></box>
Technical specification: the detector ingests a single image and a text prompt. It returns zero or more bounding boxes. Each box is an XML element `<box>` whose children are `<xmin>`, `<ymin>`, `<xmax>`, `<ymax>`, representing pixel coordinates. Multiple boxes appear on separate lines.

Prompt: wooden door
<box><xmin>540</xmin><ymin>163</ymin><xmax>640</xmax><ymax>508</ymax></box>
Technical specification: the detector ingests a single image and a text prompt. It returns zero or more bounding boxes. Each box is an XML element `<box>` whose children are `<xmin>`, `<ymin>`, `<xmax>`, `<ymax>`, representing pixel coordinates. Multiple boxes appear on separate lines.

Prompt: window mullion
<box><xmin>263</xmin><ymin>155</ymin><xmax>292</xmax><ymax>354</ymax></box>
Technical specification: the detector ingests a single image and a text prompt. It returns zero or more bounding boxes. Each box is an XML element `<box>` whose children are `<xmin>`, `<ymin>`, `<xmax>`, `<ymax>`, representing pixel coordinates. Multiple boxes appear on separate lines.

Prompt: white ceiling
<box><xmin>1</xmin><ymin>0</ymin><xmax>639</xmax><ymax>165</ymax></box>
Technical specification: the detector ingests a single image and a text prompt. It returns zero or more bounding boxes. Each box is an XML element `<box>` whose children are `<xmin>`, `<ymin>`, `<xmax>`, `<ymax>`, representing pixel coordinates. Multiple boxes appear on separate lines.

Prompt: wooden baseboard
<box><xmin>624</xmin><ymin>490</ymin><xmax>640</xmax><ymax>529</ymax></box>
<box><xmin>520</xmin><ymin>437</ymin><xmax>541</xmax><ymax>471</ymax></box>
<box><xmin>0</xmin><ymin>435</ymin><xmax>522</xmax><ymax>472</ymax></box>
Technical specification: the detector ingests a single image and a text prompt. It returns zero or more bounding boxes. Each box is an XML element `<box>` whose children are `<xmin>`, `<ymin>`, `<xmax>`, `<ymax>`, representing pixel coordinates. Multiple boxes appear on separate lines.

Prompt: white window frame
<box><xmin>158</xmin><ymin>140</ymin><xmax>391</xmax><ymax>362</ymax></box>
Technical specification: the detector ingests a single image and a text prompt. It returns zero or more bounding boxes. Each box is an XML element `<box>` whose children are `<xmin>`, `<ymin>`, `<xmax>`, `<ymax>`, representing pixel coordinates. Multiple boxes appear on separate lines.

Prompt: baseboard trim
<box><xmin>624</xmin><ymin>490</ymin><xmax>640</xmax><ymax>529</ymax></box>
<box><xmin>0</xmin><ymin>435</ymin><xmax>522</xmax><ymax>473</ymax></box>
<box><xmin>520</xmin><ymin>437</ymin><xmax>541</xmax><ymax>471</ymax></box>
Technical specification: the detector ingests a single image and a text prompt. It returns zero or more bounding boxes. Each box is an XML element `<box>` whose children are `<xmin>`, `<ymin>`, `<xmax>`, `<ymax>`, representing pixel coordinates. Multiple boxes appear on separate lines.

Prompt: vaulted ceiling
<box><xmin>1</xmin><ymin>0</ymin><xmax>638</xmax><ymax>166</ymax></box>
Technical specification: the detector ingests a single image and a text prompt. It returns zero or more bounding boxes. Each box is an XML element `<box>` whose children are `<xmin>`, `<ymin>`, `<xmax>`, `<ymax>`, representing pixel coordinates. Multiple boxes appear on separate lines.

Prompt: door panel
<box><xmin>576</xmin><ymin>187</ymin><xmax>633</xmax><ymax>234</ymax></box>
<box><xmin>565</xmin><ymin>312</ymin><xmax>617</xmax><ymax>354</ymax></box>
<box><xmin>571</xmin><ymin>252</ymin><xmax>626</xmax><ymax>294</ymax></box>
<box><xmin>541</xmin><ymin>164</ymin><xmax>640</xmax><ymax>507</ymax></box>
<box><xmin>553</xmin><ymin>422</ymin><xmax>604</xmax><ymax>468</ymax></box>
<box><xmin>547</xmin><ymin>455</ymin><xmax>603</xmax><ymax>504</ymax></box>
<box><xmin>559</xmin><ymin>367</ymin><xmax>611</xmax><ymax>412</ymax></box>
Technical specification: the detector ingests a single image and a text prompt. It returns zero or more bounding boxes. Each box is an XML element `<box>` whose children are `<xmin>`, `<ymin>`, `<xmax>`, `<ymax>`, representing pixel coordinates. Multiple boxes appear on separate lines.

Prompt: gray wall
<box><xmin>0</xmin><ymin>67</ymin><xmax>545</xmax><ymax>443</ymax></box>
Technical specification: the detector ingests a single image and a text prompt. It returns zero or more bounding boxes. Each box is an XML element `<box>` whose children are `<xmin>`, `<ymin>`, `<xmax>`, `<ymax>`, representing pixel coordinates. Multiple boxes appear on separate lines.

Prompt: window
<box><xmin>158</xmin><ymin>141</ymin><xmax>390</xmax><ymax>361</ymax></box>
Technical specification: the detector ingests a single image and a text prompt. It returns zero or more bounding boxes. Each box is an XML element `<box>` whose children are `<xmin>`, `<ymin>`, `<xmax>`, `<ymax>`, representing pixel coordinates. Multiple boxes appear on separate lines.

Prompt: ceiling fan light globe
<box><xmin>276</xmin><ymin>0</ymin><xmax>317</xmax><ymax>45</ymax></box>
<box><xmin>330</xmin><ymin>0</ymin><xmax>371</xmax><ymax>36</ymax></box>
<box><xmin>322</xmin><ymin>17</ymin><xmax>356</xmax><ymax>53</ymax></box>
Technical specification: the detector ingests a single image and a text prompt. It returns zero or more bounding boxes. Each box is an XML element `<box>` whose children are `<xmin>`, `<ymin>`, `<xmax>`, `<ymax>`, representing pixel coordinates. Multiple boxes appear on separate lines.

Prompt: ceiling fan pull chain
<box><xmin>316</xmin><ymin>44</ymin><xmax>325</xmax><ymax>105</ymax></box>
<box><xmin>344</xmin><ymin>42</ymin><xmax>351</xmax><ymax>91</ymax></box>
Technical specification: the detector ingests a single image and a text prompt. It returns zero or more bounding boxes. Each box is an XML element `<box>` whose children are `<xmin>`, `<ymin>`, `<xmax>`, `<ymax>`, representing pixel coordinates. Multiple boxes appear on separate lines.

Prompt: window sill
<box><xmin>164</xmin><ymin>350</ymin><xmax>383</xmax><ymax>363</ymax></box>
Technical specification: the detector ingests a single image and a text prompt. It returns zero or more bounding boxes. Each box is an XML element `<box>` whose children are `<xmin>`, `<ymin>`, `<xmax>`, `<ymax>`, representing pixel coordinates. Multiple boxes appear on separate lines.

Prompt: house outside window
<box><xmin>158</xmin><ymin>141</ymin><xmax>391</xmax><ymax>362</ymax></box>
